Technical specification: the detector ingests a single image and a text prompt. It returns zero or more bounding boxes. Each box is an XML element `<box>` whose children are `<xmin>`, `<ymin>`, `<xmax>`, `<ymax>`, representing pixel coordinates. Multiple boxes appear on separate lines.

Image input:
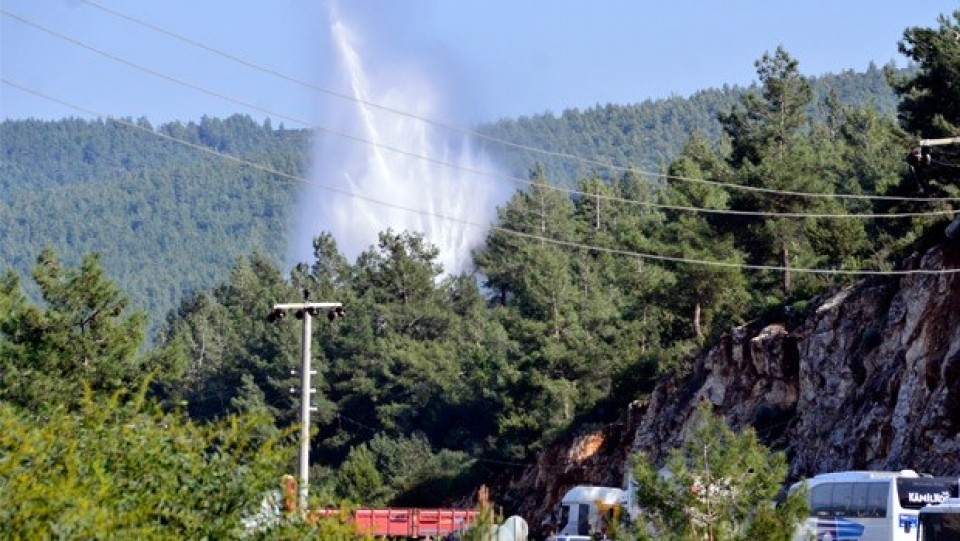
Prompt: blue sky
<box><xmin>2</xmin><ymin>1</ymin><xmax>958</xmax><ymax>126</ymax></box>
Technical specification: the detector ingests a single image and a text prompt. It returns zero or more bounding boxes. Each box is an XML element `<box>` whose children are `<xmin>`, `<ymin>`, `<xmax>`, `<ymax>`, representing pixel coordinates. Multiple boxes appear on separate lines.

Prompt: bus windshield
<box><xmin>919</xmin><ymin>514</ymin><xmax>960</xmax><ymax>541</ymax></box>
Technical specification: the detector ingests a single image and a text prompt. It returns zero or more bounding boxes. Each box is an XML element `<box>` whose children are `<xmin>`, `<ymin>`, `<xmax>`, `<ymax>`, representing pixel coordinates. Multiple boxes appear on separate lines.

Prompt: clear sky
<box><xmin>2</xmin><ymin>1</ymin><xmax>958</xmax><ymax>127</ymax></box>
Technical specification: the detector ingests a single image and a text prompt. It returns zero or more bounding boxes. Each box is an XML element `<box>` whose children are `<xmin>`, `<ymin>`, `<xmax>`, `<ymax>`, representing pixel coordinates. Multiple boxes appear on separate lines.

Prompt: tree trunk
<box><xmin>595</xmin><ymin>188</ymin><xmax>601</xmax><ymax>230</ymax></box>
<box><xmin>781</xmin><ymin>242</ymin><xmax>791</xmax><ymax>296</ymax></box>
<box><xmin>693</xmin><ymin>302</ymin><xmax>704</xmax><ymax>340</ymax></box>
<box><xmin>539</xmin><ymin>190</ymin><xmax>546</xmax><ymax>244</ymax></box>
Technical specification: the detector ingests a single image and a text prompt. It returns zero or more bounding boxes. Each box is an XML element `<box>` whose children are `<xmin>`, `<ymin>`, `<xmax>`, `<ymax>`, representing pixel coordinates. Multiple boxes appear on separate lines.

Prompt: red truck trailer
<box><xmin>317</xmin><ymin>507</ymin><xmax>477</xmax><ymax>538</ymax></box>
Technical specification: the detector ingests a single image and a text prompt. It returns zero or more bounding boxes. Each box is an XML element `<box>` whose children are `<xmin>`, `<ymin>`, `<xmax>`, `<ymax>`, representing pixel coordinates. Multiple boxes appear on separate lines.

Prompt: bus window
<box><xmin>811</xmin><ymin>484</ymin><xmax>832</xmax><ymax>516</ymax></box>
<box><xmin>864</xmin><ymin>482</ymin><xmax>888</xmax><ymax>518</ymax></box>
<box><xmin>852</xmin><ymin>483</ymin><xmax>871</xmax><ymax>517</ymax></box>
<box><xmin>577</xmin><ymin>504</ymin><xmax>590</xmax><ymax>535</ymax></box>
<box><xmin>558</xmin><ymin>504</ymin><xmax>569</xmax><ymax>531</ymax></box>
<box><xmin>832</xmin><ymin>483</ymin><xmax>854</xmax><ymax>517</ymax></box>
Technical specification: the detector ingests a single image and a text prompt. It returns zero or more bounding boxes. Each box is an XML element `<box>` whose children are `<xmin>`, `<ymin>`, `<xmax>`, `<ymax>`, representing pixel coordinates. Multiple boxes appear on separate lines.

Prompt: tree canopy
<box><xmin>630</xmin><ymin>402</ymin><xmax>808</xmax><ymax>541</ymax></box>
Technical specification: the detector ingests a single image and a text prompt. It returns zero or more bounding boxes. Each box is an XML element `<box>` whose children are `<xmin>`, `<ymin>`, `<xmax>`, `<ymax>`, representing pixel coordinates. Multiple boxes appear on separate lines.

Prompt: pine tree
<box><xmin>720</xmin><ymin>48</ymin><xmax>842</xmax><ymax>298</ymax></box>
<box><xmin>0</xmin><ymin>249</ymin><xmax>149</xmax><ymax>410</ymax></box>
<box><xmin>892</xmin><ymin>10</ymin><xmax>960</xmax><ymax>138</ymax></box>
<box><xmin>888</xmin><ymin>10</ymin><xmax>960</xmax><ymax>212</ymax></box>
<box><xmin>630</xmin><ymin>401</ymin><xmax>808</xmax><ymax>541</ymax></box>
<box><xmin>661</xmin><ymin>134</ymin><xmax>750</xmax><ymax>341</ymax></box>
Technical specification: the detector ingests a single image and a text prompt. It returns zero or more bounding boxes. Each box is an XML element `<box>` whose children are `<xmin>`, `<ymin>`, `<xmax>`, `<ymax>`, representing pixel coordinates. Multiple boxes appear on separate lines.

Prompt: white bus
<box><xmin>918</xmin><ymin>497</ymin><xmax>960</xmax><ymax>541</ymax></box>
<box><xmin>792</xmin><ymin>470</ymin><xmax>959</xmax><ymax>541</ymax></box>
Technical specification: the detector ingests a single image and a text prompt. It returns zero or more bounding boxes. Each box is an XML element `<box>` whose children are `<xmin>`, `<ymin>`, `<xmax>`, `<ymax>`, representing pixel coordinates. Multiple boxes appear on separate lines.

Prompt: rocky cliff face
<box><xmin>633</xmin><ymin>240</ymin><xmax>960</xmax><ymax>477</ymax></box>
<box><xmin>505</xmin><ymin>239</ymin><xmax>960</xmax><ymax>535</ymax></box>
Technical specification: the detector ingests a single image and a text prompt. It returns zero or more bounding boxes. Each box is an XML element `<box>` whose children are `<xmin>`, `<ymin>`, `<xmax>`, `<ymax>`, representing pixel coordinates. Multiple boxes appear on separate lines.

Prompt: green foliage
<box><xmin>886</xmin><ymin>9</ymin><xmax>960</xmax><ymax>228</ymax></box>
<box><xmin>476</xmin><ymin>69</ymin><xmax>901</xmax><ymax>188</ymax></box>
<box><xmin>156</xmin><ymin>253</ymin><xmax>307</xmax><ymax>425</ymax></box>
<box><xmin>335</xmin><ymin>445</ymin><xmax>386</xmax><ymax>505</ymax></box>
<box><xmin>892</xmin><ymin>10</ymin><xmax>960</xmax><ymax>137</ymax></box>
<box><xmin>2</xmin><ymin>25</ymin><xmax>957</xmax><ymax>526</ymax></box>
<box><xmin>0</xmin><ymin>65</ymin><xmax>913</xmax><ymax>340</ymax></box>
<box><xmin>0</xmin><ymin>249</ymin><xmax>154</xmax><ymax>411</ymax></box>
<box><xmin>661</xmin><ymin>134</ymin><xmax>750</xmax><ymax>341</ymax></box>
<box><xmin>0</xmin><ymin>388</ymin><xmax>295</xmax><ymax>539</ymax></box>
<box><xmin>473</xmin><ymin>166</ymin><xmax>679</xmax><ymax>455</ymax></box>
<box><xmin>629</xmin><ymin>402</ymin><xmax>808</xmax><ymax>541</ymax></box>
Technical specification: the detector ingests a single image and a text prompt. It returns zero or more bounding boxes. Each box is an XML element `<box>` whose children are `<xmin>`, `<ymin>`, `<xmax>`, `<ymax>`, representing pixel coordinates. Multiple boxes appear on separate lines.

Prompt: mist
<box><xmin>289</xmin><ymin>4</ymin><xmax>510</xmax><ymax>276</ymax></box>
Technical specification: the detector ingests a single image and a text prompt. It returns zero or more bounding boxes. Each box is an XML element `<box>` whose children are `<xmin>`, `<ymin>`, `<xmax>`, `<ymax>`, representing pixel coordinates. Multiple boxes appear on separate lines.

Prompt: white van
<box><xmin>548</xmin><ymin>485</ymin><xmax>625</xmax><ymax>541</ymax></box>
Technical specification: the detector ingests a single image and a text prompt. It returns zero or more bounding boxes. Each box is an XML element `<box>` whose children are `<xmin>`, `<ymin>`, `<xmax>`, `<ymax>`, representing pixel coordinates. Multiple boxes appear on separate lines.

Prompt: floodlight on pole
<box><xmin>269</xmin><ymin>299</ymin><xmax>342</xmax><ymax>512</ymax></box>
<box><xmin>907</xmin><ymin>135</ymin><xmax>960</xmax><ymax>169</ymax></box>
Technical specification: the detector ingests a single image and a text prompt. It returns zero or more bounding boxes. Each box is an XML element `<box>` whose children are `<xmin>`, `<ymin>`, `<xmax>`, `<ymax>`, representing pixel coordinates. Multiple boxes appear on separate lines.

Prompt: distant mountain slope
<box><xmin>1</xmin><ymin>115</ymin><xmax>307</xmax><ymax>334</ymax></box>
<box><xmin>0</xmin><ymin>66</ymin><xmax>900</xmax><ymax>333</ymax></box>
<box><xmin>478</xmin><ymin>63</ymin><xmax>900</xmax><ymax>186</ymax></box>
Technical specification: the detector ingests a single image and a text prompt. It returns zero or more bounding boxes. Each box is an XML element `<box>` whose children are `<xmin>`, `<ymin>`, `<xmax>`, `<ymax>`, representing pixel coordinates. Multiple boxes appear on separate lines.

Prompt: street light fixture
<box><xmin>269</xmin><ymin>298</ymin><xmax>343</xmax><ymax>512</ymax></box>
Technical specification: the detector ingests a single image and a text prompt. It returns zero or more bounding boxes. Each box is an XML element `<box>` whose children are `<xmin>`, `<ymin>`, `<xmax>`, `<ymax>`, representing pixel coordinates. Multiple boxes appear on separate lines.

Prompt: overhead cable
<box><xmin>3</xmin><ymin>11</ymin><xmax>957</xmax><ymax>221</ymax></box>
<box><xmin>6</xmin><ymin>78</ymin><xmax>958</xmax><ymax>277</ymax></box>
<box><xmin>68</xmin><ymin>1</ymin><xmax>960</xmax><ymax>205</ymax></box>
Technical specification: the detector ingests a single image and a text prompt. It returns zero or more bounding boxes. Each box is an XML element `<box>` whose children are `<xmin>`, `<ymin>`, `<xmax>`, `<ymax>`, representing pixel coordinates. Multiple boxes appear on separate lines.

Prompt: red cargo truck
<box><xmin>317</xmin><ymin>507</ymin><xmax>477</xmax><ymax>538</ymax></box>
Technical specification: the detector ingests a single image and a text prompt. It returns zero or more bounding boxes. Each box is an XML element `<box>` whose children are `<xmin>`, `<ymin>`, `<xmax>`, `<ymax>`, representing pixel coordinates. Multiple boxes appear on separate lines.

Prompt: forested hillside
<box><xmin>1</xmin><ymin>116</ymin><xmax>306</xmax><ymax>333</ymax></box>
<box><xmin>477</xmin><ymin>63</ymin><xmax>901</xmax><ymax>187</ymax></box>
<box><xmin>2</xmin><ymin>67</ymin><xmax>904</xmax><ymax>335</ymax></box>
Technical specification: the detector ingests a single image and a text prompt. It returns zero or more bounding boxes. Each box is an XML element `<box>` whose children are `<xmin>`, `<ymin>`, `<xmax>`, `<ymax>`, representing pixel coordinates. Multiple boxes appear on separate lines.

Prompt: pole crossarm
<box><xmin>919</xmin><ymin>136</ymin><xmax>960</xmax><ymax>147</ymax></box>
<box><xmin>273</xmin><ymin>301</ymin><xmax>342</xmax><ymax>310</ymax></box>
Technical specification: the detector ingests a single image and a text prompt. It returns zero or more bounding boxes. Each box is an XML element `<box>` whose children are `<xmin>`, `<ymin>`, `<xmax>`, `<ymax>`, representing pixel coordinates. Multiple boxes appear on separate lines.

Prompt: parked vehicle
<box><xmin>316</xmin><ymin>507</ymin><xmax>478</xmax><ymax>539</ymax></box>
<box><xmin>791</xmin><ymin>470</ymin><xmax>959</xmax><ymax>541</ymax></box>
<box><xmin>547</xmin><ymin>485</ymin><xmax>626</xmax><ymax>541</ymax></box>
<box><xmin>918</xmin><ymin>497</ymin><xmax>960</xmax><ymax>541</ymax></box>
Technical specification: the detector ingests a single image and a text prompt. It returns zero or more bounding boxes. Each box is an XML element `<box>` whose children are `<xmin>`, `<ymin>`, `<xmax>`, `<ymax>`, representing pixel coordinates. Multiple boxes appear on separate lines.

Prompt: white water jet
<box><xmin>291</xmin><ymin>11</ymin><xmax>508</xmax><ymax>275</ymax></box>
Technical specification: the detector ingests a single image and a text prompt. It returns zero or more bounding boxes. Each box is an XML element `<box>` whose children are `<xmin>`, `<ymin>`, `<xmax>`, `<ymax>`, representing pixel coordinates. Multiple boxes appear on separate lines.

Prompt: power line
<box><xmin>5</xmin><ymin>78</ymin><xmax>958</xmax><ymax>278</ymax></box>
<box><xmin>3</xmin><ymin>10</ymin><xmax>957</xmax><ymax>221</ymax></box>
<box><xmin>932</xmin><ymin>159</ymin><xmax>960</xmax><ymax>169</ymax></box>
<box><xmin>56</xmin><ymin>1</ymin><xmax>960</xmax><ymax>206</ymax></box>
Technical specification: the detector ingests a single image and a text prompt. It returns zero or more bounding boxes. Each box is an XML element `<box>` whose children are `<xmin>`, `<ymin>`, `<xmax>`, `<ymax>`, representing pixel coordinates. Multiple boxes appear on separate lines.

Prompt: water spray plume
<box><xmin>292</xmin><ymin>9</ymin><xmax>507</xmax><ymax>275</ymax></box>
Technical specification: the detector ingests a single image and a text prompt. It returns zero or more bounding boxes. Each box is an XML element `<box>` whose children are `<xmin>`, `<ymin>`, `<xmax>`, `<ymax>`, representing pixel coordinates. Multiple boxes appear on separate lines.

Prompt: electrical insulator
<box><xmin>267</xmin><ymin>308</ymin><xmax>287</xmax><ymax>323</ymax></box>
<box><xmin>327</xmin><ymin>306</ymin><xmax>346</xmax><ymax>321</ymax></box>
<box><xmin>906</xmin><ymin>147</ymin><xmax>932</xmax><ymax>168</ymax></box>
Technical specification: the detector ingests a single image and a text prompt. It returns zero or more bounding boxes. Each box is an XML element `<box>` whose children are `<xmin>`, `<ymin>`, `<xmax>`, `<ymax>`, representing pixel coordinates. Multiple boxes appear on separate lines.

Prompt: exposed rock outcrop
<box><xmin>507</xmin><ymin>239</ymin><xmax>960</xmax><ymax>536</ymax></box>
<box><xmin>495</xmin><ymin>404</ymin><xmax>644</xmax><ymax>535</ymax></box>
<box><xmin>631</xmin><ymin>241</ymin><xmax>960</xmax><ymax>477</ymax></box>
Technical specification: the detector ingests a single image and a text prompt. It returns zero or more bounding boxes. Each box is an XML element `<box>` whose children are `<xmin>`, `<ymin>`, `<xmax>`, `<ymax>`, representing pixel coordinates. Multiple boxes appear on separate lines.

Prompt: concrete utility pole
<box><xmin>269</xmin><ymin>299</ymin><xmax>344</xmax><ymax>511</ymax></box>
